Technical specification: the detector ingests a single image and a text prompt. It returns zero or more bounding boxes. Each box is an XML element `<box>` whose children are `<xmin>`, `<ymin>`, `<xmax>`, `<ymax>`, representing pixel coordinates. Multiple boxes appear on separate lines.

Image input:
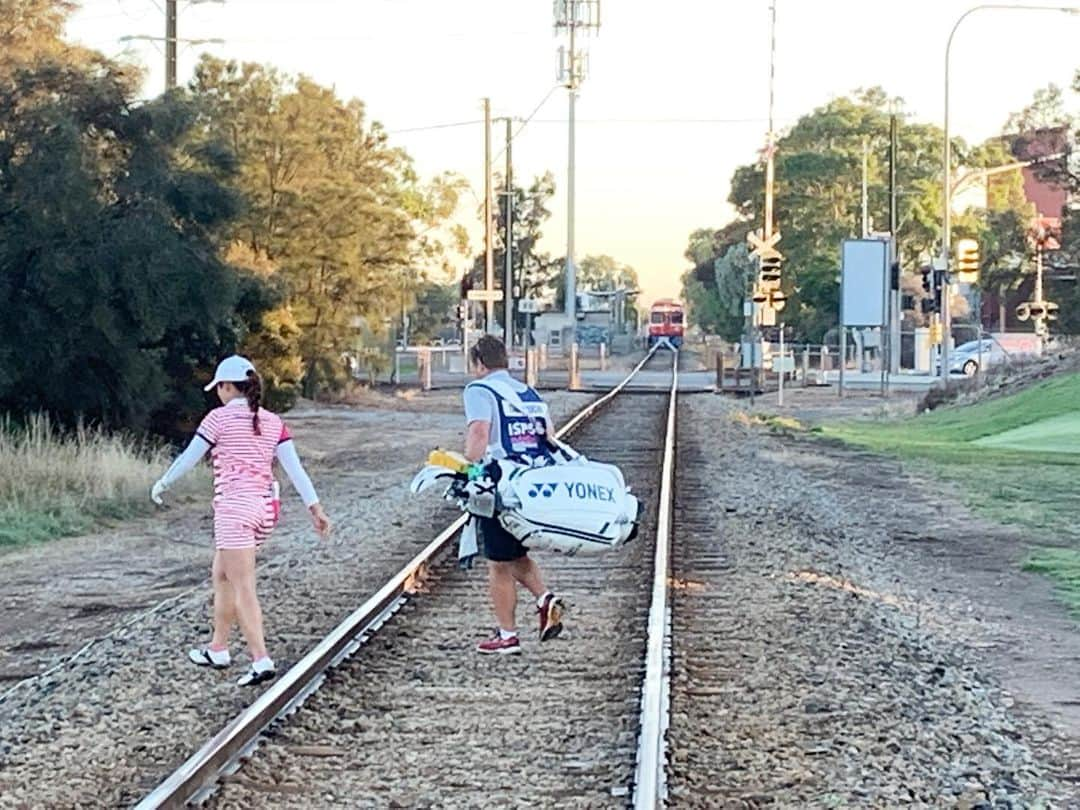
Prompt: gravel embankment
<box><xmin>667</xmin><ymin>396</ymin><xmax>1080</xmax><ymax>808</ymax></box>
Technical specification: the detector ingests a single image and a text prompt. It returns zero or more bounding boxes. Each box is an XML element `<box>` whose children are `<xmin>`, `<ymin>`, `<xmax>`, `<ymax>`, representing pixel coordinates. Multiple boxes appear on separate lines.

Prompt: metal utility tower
<box><xmin>554</xmin><ymin>0</ymin><xmax>601</xmax><ymax>325</ymax></box>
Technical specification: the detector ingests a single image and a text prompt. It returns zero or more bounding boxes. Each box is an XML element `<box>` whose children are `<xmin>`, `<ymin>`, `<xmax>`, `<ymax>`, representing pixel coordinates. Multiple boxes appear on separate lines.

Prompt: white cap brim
<box><xmin>204</xmin><ymin>355</ymin><xmax>256</xmax><ymax>392</ymax></box>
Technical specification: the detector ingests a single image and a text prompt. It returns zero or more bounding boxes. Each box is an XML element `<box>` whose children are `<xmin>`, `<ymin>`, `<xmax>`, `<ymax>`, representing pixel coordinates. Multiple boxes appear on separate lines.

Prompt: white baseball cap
<box><xmin>204</xmin><ymin>355</ymin><xmax>256</xmax><ymax>391</ymax></box>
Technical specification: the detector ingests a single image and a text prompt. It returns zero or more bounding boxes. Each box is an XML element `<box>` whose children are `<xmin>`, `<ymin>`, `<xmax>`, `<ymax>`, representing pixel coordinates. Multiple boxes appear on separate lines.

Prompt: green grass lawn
<box><xmin>823</xmin><ymin>373</ymin><xmax>1080</xmax><ymax>613</ymax></box>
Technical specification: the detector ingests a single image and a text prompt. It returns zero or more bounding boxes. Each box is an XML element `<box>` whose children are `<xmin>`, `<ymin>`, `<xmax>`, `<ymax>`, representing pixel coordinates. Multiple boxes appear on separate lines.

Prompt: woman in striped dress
<box><xmin>151</xmin><ymin>356</ymin><xmax>331</xmax><ymax>687</ymax></box>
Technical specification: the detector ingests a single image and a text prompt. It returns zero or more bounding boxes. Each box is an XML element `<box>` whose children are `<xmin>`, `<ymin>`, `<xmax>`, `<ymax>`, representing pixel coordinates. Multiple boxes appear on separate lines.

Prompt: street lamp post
<box><xmin>940</xmin><ymin>3</ymin><xmax>1079</xmax><ymax>382</ymax></box>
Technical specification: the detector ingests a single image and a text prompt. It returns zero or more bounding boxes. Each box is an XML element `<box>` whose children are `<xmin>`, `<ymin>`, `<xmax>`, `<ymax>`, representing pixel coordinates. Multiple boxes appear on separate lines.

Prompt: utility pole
<box><xmin>121</xmin><ymin>0</ymin><xmax>224</xmax><ymax>95</ymax></box>
<box><xmin>483</xmin><ymin>98</ymin><xmax>495</xmax><ymax>333</ymax></box>
<box><xmin>166</xmin><ymin>0</ymin><xmax>177</xmax><ymax>90</ymax></box>
<box><xmin>554</xmin><ymin>0</ymin><xmax>600</xmax><ymax>328</ymax></box>
<box><xmin>889</xmin><ymin>112</ymin><xmax>901</xmax><ymax>375</ymax></box>
<box><xmin>503</xmin><ymin>116</ymin><xmax>514</xmax><ymax>349</ymax></box>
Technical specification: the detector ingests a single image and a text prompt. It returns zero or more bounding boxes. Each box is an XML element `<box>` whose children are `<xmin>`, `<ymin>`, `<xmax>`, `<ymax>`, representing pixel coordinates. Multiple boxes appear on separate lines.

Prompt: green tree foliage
<box><xmin>681</xmin><ymin>222</ymin><xmax>751</xmax><ymax>335</ymax></box>
<box><xmin>408</xmin><ymin>282</ymin><xmax>460</xmax><ymax>343</ymax></box>
<box><xmin>466</xmin><ymin>172</ymin><xmax>563</xmax><ymax>328</ymax></box>
<box><xmin>189</xmin><ymin>57</ymin><xmax>461</xmax><ymax>397</ymax></box>
<box><xmin>683</xmin><ymin>88</ymin><xmax>1042</xmax><ymax>341</ymax></box>
<box><xmin>0</xmin><ymin>0</ymin><xmax>79</xmax><ymax>68</ymax></box>
<box><xmin>0</xmin><ymin>58</ymin><xmax>265</xmax><ymax>437</ymax></box>
<box><xmin>727</xmin><ymin>89</ymin><xmax>948</xmax><ymax>340</ymax></box>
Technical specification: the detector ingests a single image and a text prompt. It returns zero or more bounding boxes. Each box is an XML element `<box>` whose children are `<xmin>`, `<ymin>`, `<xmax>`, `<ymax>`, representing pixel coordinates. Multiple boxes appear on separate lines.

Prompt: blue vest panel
<box><xmin>469</xmin><ymin>381</ymin><xmax>550</xmax><ymax>461</ymax></box>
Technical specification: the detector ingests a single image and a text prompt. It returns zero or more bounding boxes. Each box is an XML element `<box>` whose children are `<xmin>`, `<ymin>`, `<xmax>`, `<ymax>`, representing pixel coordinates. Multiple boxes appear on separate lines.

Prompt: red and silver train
<box><xmin>646</xmin><ymin>299</ymin><xmax>684</xmax><ymax>349</ymax></box>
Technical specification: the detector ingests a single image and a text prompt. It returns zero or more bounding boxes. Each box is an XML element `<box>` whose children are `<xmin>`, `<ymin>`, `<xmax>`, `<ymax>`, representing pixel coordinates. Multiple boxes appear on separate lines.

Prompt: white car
<box><xmin>946</xmin><ymin>339</ymin><xmax>1004</xmax><ymax>376</ymax></box>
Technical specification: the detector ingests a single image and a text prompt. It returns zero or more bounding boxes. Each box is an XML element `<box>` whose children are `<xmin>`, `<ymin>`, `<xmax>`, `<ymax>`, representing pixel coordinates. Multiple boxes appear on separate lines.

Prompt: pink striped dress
<box><xmin>196</xmin><ymin>402</ymin><xmax>290</xmax><ymax>550</ymax></box>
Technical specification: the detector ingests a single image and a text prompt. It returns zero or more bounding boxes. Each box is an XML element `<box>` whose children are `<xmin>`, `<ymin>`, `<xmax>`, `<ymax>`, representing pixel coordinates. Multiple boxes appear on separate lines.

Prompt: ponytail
<box><xmin>244</xmin><ymin>370</ymin><xmax>262</xmax><ymax>435</ymax></box>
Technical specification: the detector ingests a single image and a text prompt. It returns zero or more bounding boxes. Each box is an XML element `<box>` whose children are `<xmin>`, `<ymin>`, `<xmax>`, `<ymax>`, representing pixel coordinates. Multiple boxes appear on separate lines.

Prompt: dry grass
<box><xmin>0</xmin><ymin>414</ymin><xmax>197</xmax><ymax>548</ymax></box>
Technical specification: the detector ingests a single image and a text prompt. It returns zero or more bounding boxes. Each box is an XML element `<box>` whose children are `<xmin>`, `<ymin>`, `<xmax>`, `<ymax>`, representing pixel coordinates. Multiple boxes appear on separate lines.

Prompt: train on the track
<box><xmin>646</xmin><ymin>299</ymin><xmax>684</xmax><ymax>349</ymax></box>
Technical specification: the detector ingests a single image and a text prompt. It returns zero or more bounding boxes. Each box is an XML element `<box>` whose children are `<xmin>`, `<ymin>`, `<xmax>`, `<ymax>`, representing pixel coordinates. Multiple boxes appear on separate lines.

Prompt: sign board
<box><xmin>518</xmin><ymin>298</ymin><xmax>540</xmax><ymax>314</ymax></box>
<box><xmin>841</xmin><ymin>239</ymin><xmax>889</xmax><ymax>327</ymax></box>
<box><xmin>467</xmin><ymin>289</ymin><xmax>504</xmax><ymax>302</ymax></box>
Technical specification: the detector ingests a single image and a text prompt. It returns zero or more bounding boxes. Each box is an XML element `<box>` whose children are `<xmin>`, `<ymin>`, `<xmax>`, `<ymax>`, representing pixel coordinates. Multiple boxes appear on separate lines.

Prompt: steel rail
<box><xmin>632</xmin><ymin>348</ymin><xmax>678</xmax><ymax>808</ymax></box>
<box><xmin>136</xmin><ymin>345</ymin><xmax>666</xmax><ymax>809</ymax></box>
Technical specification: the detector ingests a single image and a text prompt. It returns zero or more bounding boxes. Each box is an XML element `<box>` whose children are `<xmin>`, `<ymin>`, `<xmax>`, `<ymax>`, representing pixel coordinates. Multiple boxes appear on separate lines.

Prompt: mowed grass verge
<box><xmin>823</xmin><ymin>373</ymin><xmax>1080</xmax><ymax>613</ymax></box>
<box><xmin>0</xmin><ymin>415</ymin><xmax>196</xmax><ymax>549</ymax></box>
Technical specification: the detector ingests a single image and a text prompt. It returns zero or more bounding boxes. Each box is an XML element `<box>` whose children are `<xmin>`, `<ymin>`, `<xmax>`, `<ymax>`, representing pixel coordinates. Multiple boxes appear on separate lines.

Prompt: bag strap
<box><xmin>469</xmin><ymin>380</ymin><xmax>556</xmax><ymax>462</ymax></box>
<box><xmin>469</xmin><ymin>380</ymin><xmax>544</xmax><ymax>430</ymax></box>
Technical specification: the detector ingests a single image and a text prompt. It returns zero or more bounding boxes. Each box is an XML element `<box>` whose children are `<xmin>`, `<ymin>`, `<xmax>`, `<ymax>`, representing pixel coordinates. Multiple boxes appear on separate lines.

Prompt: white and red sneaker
<box><xmin>477</xmin><ymin>633</ymin><xmax>521</xmax><ymax>655</ymax></box>
<box><xmin>537</xmin><ymin>594</ymin><xmax>565</xmax><ymax>642</ymax></box>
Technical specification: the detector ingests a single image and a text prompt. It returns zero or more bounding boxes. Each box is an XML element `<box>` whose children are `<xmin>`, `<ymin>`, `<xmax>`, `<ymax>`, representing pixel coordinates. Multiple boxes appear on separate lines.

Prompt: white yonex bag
<box><xmin>495</xmin><ymin>456</ymin><xmax>641</xmax><ymax>555</ymax></box>
<box><xmin>410</xmin><ymin>379</ymin><xmax>641</xmax><ymax>556</ymax></box>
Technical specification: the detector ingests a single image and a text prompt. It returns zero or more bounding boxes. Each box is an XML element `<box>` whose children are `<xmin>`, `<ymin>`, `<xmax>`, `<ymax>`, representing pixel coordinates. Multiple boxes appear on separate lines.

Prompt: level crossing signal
<box><xmin>759</xmin><ymin>254</ymin><xmax>782</xmax><ymax>285</ymax></box>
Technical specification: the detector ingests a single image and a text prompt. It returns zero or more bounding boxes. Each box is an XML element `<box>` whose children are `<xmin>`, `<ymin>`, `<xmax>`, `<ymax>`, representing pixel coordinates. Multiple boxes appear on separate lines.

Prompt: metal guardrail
<box><xmin>632</xmin><ymin>350</ymin><xmax>678</xmax><ymax>809</ymax></box>
<box><xmin>135</xmin><ymin>344</ymin><xmax>665</xmax><ymax>809</ymax></box>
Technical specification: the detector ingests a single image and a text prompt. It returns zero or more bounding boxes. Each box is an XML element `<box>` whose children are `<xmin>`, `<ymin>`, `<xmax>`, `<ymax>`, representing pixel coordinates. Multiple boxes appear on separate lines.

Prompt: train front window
<box><xmin>671</xmin><ymin>312</ymin><xmax>684</xmax><ymax>325</ymax></box>
<box><xmin>650</xmin><ymin>312</ymin><xmax>664</xmax><ymax>324</ymax></box>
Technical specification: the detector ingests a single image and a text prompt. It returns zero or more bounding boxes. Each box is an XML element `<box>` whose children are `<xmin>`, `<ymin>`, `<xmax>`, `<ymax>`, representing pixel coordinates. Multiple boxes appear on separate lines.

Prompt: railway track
<box><xmin>138</xmin><ymin>348</ymin><xmax>680</xmax><ymax>809</ymax></box>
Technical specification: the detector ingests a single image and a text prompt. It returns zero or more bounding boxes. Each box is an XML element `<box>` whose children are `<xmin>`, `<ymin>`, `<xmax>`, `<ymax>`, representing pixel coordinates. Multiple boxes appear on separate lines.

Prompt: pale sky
<box><xmin>67</xmin><ymin>0</ymin><xmax>1080</xmax><ymax>304</ymax></box>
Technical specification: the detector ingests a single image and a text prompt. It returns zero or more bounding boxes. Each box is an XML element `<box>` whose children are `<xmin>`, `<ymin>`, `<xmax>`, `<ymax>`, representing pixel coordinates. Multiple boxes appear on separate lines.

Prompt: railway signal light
<box><xmin>1027</xmin><ymin>301</ymin><xmax>1047</xmax><ymax>320</ymax></box>
<box><xmin>759</xmin><ymin>254</ymin><xmax>782</xmax><ymax>286</ymax></box>
<box><xmin>921</xmin><ymin>298</ymin><xmax>937</xmax><ymax>315</ymax></box>
<box><xmin>1046</xmin><ymin>301</ymin><xmax>1059</xmax><ymax>322</ymax></box>
<box><xmin>769</xmin><ymin>289</ymin><xmax>786</xmax><ymax>312</ymax></box>
<box><xmin>1015</xmin><ymin>302</ymin><xmax>1031</xmax><ymax>322</ymax></box>
<box><xmin>955</xmin><ymin>238</ymin><xmax>980</xmax><ymax>283</ymax></box>
<box><xmin>751</xmin><ymin>286</ymin><xmax>768</xmax><ymax>304</ymax></box>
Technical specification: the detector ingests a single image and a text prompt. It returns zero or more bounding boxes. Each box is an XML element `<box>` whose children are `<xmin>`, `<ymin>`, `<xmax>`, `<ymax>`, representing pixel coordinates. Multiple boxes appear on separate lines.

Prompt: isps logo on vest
<box><xmin>527</xmin><ymin>481</ymin><xmax>616</xmax><ymax>502</ymax></box>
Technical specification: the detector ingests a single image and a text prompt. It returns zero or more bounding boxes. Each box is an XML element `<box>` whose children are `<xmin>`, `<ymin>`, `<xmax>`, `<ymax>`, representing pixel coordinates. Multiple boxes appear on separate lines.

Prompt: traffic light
<box><xmin>921</xmin><ymin>298</ymin><xmax>937</xmax><ymax>315</ymax></box>
<box><xmin>955</xmin><ymin>238</ymin><xmax>979</xmax><ymax>283</ymax></box>
<box><xmin>459</xmin><ymin>273</ymin><xmax>473</xmax><ymax>299</ymax></box>
<box><xmin>759</xmin><ymin>254</ymin><xmax>782</xmax><ymax>287</ymax></box>
<box><xmin>770</xmin><ymin>290</ymin><xmax>787</xmax><ymax>312</ymax></box>
<box><xmin>920</xmin><ymin>265</ymin><xmax>933</xmax><ymax>294</ymax></box>
<box><xmin>751</xmin><ymin>286</ymin><xmax>768</xmax><ymax>304</ymax></box>
<box><xmin>1046</xmin><ymin>301</ymin><xmax>1059</xmax><ymax>322</ymax></box>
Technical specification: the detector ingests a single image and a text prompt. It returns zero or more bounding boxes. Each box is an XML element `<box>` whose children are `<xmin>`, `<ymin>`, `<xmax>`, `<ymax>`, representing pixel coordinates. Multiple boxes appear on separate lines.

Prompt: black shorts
<box><xmin>478</xmin><ymin>516</ymin><xmax>528</xmax><ymax>562</ymax></box>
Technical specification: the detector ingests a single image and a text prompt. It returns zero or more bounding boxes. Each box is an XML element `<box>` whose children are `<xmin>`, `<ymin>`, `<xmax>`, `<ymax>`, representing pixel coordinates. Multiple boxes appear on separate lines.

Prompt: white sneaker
<box><xmin>236</xmin><ymin>657</ymin><xmax>276</xmax><ymax>687</ymax></box>
<box><xmin>188</xmin><ymin>647</ymin><xmax>230</xmax><ymax>669</ymax></box>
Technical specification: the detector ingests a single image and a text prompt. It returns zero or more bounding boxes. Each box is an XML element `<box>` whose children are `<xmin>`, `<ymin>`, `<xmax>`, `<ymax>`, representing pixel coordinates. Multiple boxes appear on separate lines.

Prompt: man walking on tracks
<box><xmin>463</xmin><ymin>335</ymin><xmax>564</xmax><ymax>654</ymax></box>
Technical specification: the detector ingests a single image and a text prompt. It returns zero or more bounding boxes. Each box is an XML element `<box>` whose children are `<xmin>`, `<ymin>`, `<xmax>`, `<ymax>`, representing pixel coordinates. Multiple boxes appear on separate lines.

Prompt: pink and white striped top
<box><xmin>196</xmin><ymin>400</ymin><xmax>291</xmax><ymax>502</ymax></box>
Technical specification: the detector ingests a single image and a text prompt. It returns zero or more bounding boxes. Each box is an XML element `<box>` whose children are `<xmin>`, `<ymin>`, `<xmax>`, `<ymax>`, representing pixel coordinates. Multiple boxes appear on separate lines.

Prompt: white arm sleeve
<box><xmin>275</xmin><ymin>439</ymin><xmax>319</xmax><ymax>507</ymax></box>
<box><xmin>159</xmin><ymin>435</ymin><xmax>211</xmax><ymax>489</ymax></box>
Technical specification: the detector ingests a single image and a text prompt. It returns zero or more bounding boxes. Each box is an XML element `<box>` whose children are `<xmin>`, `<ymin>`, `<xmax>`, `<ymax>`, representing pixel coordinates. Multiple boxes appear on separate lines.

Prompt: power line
<box><xmin>386</xmin><ymin>119</ymin><xmax>482</xmax><ymax>135</ymax></box>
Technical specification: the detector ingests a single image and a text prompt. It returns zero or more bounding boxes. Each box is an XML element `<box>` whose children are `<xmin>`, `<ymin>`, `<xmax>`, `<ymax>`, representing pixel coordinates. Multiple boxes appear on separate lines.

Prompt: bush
<box><xmin>0</xmin><ymin>414</ymin><xmax>204</xmax><ymax>547</ymax></box>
